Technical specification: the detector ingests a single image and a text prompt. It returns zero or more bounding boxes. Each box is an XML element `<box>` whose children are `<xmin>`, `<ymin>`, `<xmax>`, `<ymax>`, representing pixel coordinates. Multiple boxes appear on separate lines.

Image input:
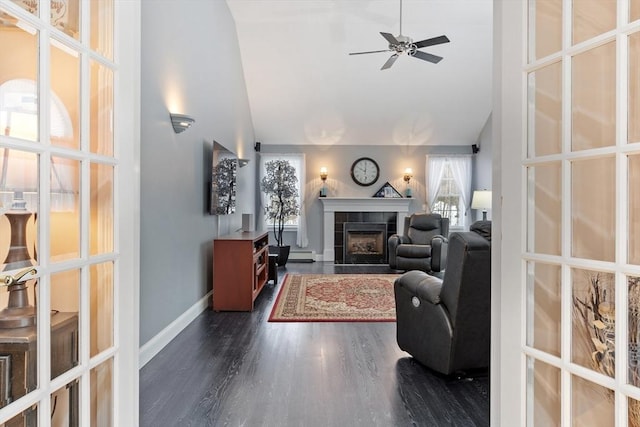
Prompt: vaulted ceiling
<box><xmin>226</xmin><ymin>0</ymin><xmax>492</xmax><ymax>146</ymax></box>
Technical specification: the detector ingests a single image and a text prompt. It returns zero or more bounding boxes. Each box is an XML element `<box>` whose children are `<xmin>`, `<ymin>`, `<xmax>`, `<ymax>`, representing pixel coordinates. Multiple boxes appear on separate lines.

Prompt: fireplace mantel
<box><xmin>320</xmin><ymin>197</ymin><xmax>412</xmax><ymax>262</ymax></box>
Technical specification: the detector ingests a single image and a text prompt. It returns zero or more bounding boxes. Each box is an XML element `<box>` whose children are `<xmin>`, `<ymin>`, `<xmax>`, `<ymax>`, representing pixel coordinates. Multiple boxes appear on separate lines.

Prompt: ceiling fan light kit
<box><xmin>349</xmin><ymin>0</ymin><xmax>450</xmax><ymax>70</ymax></box>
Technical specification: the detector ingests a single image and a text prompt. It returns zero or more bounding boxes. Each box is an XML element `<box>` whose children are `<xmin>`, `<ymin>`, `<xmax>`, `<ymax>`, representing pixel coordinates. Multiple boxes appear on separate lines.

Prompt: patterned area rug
<box><xmin>268</xmin><ymin>274</ymin><xmax>399</xmax><ymax>322</ymax></box>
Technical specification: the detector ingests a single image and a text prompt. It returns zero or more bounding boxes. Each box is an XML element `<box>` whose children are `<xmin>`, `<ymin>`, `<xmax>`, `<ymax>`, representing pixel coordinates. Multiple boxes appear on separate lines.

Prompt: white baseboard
<box><xmin>288</xmin><ymin>250</ymin><xmax>316</xmax><ymax>261</ymax></box>
<box><xmin>138</xmin><ymin>291</ymin><xmax>212</xmax><ymax>368</ymax></box>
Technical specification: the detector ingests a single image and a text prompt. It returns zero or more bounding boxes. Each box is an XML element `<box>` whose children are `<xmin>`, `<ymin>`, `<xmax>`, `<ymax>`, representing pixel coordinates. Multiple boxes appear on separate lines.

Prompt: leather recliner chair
<box><xmin>388</xmin><ymin>213</ymin><xmax>449</xmax><ymax>274</ymax></box>
<box><xmin>393</xmin><ymin>221</ymin><xmax>491</xmax><ymax>375</ymax></box>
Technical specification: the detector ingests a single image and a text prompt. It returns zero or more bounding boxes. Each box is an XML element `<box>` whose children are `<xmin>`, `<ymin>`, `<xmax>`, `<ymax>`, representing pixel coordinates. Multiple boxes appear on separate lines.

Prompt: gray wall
<box><xmin>140</xmin><ymin>1</ymin><xmax>256</xmax><ymax>345</ymax></box>
<box><xmin>260</xmin><ymin>144</ymin><xmax>472</xmax><ymax>256</ymax></box>
<box><xmin>471</xmin><ymin>113</ymin><xmax>493</xmax><ymax>222</ymax></box>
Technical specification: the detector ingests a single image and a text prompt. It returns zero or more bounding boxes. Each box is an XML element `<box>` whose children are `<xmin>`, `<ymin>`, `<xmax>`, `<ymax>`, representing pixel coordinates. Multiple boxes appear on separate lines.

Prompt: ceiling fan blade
<box><xmin>349</xmin><ymin>49</ymin><xmax>392</xmax><ymax>56</ymax></box>
<box><xmin>380</xmin><ymin>32</ymin><xmax>399</xmax><ymax>45</ymax></box>
<box><xmin>381</xmin><ymin>54</ymin><xmax>399</xmax><ymax>70</ymax></box>
<box><xmin>414</xmin><ymin>35</ymin><xmax>450</xmax><ymax>49</ymax></box>
<box><xmin>413</xmin><ymin>50</ymin><xmax>443</xmax><ymax>64</ymax></box>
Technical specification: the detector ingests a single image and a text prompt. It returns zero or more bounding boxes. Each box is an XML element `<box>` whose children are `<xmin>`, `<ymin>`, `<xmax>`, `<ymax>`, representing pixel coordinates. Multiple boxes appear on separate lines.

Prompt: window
<box><xmin>427</xmin><ymin>156</ymin><xmax>472</xmax><ymax>228</ymax></box>
<box><xmin>259</xmin><ymin>153</ymin><xmax>303</xmax><ymax>228</ymax></box>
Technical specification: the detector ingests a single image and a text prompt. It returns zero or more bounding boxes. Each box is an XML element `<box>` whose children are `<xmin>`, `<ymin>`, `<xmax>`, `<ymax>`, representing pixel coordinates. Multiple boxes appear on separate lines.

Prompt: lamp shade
<box><xmin>0</xmin><ymin>149</ymin><xmax>38</xmax><ymax>211</ymax></box>
<box><xmin>471</xmin><ymin>190</ymin><xmax>492</xmax><ymax>210</ymax></box>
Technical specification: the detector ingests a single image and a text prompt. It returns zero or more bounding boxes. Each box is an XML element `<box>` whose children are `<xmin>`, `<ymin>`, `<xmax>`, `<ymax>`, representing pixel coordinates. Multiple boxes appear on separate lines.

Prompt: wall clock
<box><xmin>350</xmin><ymin>157</ymin><xmax>380</xmax><ymax>186</ymax></box>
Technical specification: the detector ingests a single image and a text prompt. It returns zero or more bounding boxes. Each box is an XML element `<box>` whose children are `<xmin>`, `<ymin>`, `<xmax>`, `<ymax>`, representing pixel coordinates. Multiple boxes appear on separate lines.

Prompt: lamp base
<box><xmin>0</xmin><ymin>305</ymin><xmax>36</xmax><ymax>328</ymax></box>
<box><xmin>3</xmin><ymin>210</ymin><xmax>33</xmax><ymax>270</ymax></box>
<box><xmin>482</xmin><ymin>211</ymin><xmax>488</xmax><ymax>221</ymax></box>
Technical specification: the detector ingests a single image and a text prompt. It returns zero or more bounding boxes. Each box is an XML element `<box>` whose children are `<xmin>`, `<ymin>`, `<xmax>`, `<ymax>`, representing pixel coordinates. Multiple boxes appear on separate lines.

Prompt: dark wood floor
<box><xmin>139</xmin><ymin>262</ymin><xmax>489</xmax><ymax>426</ymax></box>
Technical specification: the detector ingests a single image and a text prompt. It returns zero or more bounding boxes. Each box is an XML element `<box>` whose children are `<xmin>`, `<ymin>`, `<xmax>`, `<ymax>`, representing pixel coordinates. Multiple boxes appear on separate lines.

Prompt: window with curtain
<box><xmin>426</xmin><ymin>156</ymin><xmax>472</xmax><ymax>229</ymax></box>
<box><xmin>259</xmin><ymin>153</ymin><xmax>308</xmax><ymax>247</ymax></box>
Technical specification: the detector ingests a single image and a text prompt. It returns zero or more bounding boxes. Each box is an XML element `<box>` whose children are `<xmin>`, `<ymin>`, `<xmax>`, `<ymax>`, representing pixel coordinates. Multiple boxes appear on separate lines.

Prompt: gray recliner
<box><xmin>393</xmin><ymin>221</ymin><xmax>491</xmax><ymax>375</ymax></box>
<box><xmin>388</xmin><ymin>213</ymin><xmax>449</xmax><ymax>273</ymax></box>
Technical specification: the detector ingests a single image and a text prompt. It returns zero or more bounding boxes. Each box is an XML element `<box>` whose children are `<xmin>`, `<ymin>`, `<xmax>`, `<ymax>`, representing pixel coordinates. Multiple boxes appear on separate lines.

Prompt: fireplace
<box><xmin>343</xmin><ymin>222</ymin><xmax>387</xmax><ymax>264</ymax></box>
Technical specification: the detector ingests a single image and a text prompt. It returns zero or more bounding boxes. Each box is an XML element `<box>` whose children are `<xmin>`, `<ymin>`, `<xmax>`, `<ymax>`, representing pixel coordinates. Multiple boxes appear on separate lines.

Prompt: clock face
<box><xmin>350</xmin><ymin>157</ymin><xmax>380</xmax><ymax>186</ymax></box>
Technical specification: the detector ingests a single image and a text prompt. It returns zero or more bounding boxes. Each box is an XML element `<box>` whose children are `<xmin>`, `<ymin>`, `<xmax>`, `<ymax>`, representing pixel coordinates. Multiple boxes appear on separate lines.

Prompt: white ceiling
<box><xmin>226</xmin><ymin>0</ymin><xmax>493</xmax><ymax>146</ymax></box>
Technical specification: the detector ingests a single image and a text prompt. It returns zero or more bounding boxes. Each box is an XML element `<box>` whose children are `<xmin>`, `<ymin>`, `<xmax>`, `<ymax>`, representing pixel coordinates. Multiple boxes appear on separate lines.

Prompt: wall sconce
<box><xmin>170</xmin><ymin>113</ymin><xmax>195</xmax><ymax>134</ymax></box>
<box><xmin>319</xmin><ymin>167</ymin><xmax>328</xmax><ymax>197</ymax></box>
<box><xmin>238</xmin><ymin>159</ymin><xmax>250</xmax><ymax>168</ymax></box>
<box><xmin>471</xmin><ymin>190</ymin><xmax>492</xmax><ymax>221</ymax></box>
<box><xmin>403</xmin><ymin>168</ymin><xmax>413</xmax><ymax>198</ymax></box>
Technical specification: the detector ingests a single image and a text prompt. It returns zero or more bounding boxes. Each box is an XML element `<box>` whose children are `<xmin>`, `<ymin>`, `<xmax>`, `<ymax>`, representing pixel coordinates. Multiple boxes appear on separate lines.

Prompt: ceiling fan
<box><xmin>349</xmin><ymin>0</ymin><xmax>450</xmax><ymax>70</ymax></box>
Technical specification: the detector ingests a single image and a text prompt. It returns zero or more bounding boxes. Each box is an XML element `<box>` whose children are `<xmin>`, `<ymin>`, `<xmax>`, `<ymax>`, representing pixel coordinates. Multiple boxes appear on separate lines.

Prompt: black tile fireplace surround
<box><xmin>334</xmin><ymin>211</ymin><xmax>397</xmax><ymax>264</ymax></box>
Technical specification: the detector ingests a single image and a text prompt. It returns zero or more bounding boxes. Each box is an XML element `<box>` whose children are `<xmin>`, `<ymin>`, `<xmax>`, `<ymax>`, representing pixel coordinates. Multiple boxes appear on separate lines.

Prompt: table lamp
<box><xmin>471</xmin><ymin>190</ymin><xmax>492</xmax><ymax>221</ymax></box>
<box><xmin>0</xmin><ymin>149</ymin><xmax>38</xmax><ymax>327</ymax></box>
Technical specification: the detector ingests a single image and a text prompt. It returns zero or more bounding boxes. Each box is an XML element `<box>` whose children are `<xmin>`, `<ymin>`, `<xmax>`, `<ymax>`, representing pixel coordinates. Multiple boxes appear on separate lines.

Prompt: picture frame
<box><xmin>372</xmin><ymin>182</ymin><xmax>403</xmax><ymax>198</ymax></box>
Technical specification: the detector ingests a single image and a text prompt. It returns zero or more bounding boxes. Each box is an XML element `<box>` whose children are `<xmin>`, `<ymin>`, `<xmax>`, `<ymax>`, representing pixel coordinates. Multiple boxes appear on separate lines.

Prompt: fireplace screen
<box><xmin>343</xmin><ymin>222</ymin><xmax>387</xmax><ymax>264</ymax></box>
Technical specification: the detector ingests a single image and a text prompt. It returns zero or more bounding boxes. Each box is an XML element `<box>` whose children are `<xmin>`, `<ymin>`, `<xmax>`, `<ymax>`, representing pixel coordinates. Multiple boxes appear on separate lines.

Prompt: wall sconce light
<box><xmin>403</xmin><ymin>168</ymin><xmax>413</xmax><ymax>198</ymax></box>
<box><xmin>319</xmin><ymin>167</ymin><xmax>328</xmax><ymax>197</ymax></box>
<box><xmin>238</xmin><ymin>159</ymin><xmax>250</xmax><ymax>168</ymax></box>
<box><xmin>170</xmin><ymin>113</ymin><xmax>195</xmax><ymax>134</ymax></box>
<box><xmin>471</xmin><ymin>190</ymin><xmax>492</xmax><ymax>221</ymax></box>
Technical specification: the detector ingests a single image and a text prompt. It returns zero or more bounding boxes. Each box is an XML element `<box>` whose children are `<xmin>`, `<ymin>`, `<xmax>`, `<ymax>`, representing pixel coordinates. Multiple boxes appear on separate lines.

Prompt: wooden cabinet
<box><xmin>0</xmin><ymin>312</ymin><xmax>78</xmax><ymax>426</ymax></box>
<box><xmin>213</xmin><ymin>231</ymin><xmax>269</xmax><ymax>311</ymax></box>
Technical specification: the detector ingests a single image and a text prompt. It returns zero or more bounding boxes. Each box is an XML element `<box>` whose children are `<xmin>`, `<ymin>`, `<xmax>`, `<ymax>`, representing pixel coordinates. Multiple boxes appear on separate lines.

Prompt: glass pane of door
<box><xmin>51</xmin><ymin>0</ymin><xmax>80</xmax><ymax>40</ymax></box>
<box><xmin>529</xmin><ymin>0</ymin><xmax>562</xmax><ymax>61</ymax></box>
<box><xmin>89</xmin><ymin>163</ymin><xmax>113</xmax><ymax>256</ymax></box>
<box><xmin>527</xmin><ymin>357</ymin><xmax>561</xmax><ymax>425</ymax></box>
<box><xmin>90</xmin><ymin>0</ymin><xmax>113</xmax><ymax>60</ymax></box>
<box><xmin>528</xmin><ymin>163</ymin><xmax>562</xmax><ymax>255</ymax></box>
<box><xmin>528</xmin><ymin>62</ymin><xmax>562</xmax><ymax>157</ymax></box>
<box><xmin>50</xmin><ymin>39</ymin><xmax>80</xmax><ymax>149</ymax></box>
<box><xmin>0</xmin><ymin>149</ymin><xmax>39</xmax><ymax>271</ymax></box>
<box><xmin>527</xmin><ymin>262</ymin><xmax>561</xmax><ymax>355</ymax></box>
<box><xmin>50</xmin><ymin>156</ymin><xmax>80</xmax><ymax>262</ymax></box>
<box><xmin>89</xmin><ymin>61</ymin><xmax>113</xmax><ymax>157</ymax></box>
<box><xmin>572</xmin><ymin>268</ymin><xmax>616</xmax><ymax>376</ymax></box>
<box><xmin>633</xmin><ymin>0</ymin><xmax>640</xmax><ymax>22</ymax></box>
<box><xmin>90</xmin><ymin>358</ymin><xmax>113</xmax><ymax>426</ymax></box>
<box><xmin>0</xmin><ymin>12</ymin><xmax>38</xmax><ymax>143</ymax></box>
<box><xmin>571</xmin><ymin>157</ymin><xmax>615</xmax><ymax>261</ymax></box>
<box><xmin>51</xmin><ymin>269</ymin><xmax>79</xmax><ymax>380</ymax></box>
<box><xmin>90</xmin><ymin>262</ymin><xmax>113</xmax><ymax>357</ymax></box>
<box><xmin>630</xmin><ymin>32</ymin><xmax>640</xmax><ymax>144</ymax></box>
<box><xmin>630</xmin><ymin>154</ymin><xmax>640</xmax><ymax>265</ymax></box>
<box><xmin>572</xmin><ymin>0</ymin><xmax>616</xmax><ymax>45</ymax></box>
<box><xmin>572</xmin><ymin>42</ymin><xmax>616</xmax><ymax>151</ymax></box>
<box><xmin>572</xmin><ymin>375</ymin><xmax>614</xmax><ymax>425</ymax></box>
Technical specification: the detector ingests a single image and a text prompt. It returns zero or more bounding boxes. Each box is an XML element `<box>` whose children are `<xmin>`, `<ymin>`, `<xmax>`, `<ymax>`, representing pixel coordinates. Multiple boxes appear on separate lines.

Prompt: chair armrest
<box><xmin>388</xmin><ymin>234</ymin><xmax>411</xmax><ymax>268</ymax></box>
<box><xmin>430</xmin><ymin>235</ymin><xmax>448</xmax><ymax>272</ymax></box>
<box><xmin>395</xmin><ymin>270</ymin><xmax>443</xmax><ymax>305</ymax></box>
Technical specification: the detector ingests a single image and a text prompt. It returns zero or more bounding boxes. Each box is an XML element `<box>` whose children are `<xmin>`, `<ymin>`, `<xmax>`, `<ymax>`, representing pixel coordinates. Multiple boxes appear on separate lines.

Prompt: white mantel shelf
<box><xmin>319</xmin><ymin>197</ymin><xmax>412</xmax><ymax>262</ymax></box>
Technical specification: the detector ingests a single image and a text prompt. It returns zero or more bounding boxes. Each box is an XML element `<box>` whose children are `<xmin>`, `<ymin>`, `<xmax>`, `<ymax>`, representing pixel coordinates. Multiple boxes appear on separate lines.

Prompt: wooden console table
<box><xmin>213</xmin><ymin>231</ymin><xmax>269</xmax><ymax>311</ymax></box>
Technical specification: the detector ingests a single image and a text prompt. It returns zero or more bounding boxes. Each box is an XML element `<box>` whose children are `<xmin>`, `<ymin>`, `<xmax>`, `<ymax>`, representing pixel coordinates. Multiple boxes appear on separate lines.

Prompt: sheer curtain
<box><xmin>258</xmin><ymin>153</ymin><xmax>308</xmax><ymax>248</ymax></box>
<box><xmin>447</xmin><ymin>156</ymin><xmax>472</xmax><ymax>223</ymax></box>
<box><xmin>426</xmin><ymin>156</ymin><xmax>447</xmax><ymax>210</ymax></box>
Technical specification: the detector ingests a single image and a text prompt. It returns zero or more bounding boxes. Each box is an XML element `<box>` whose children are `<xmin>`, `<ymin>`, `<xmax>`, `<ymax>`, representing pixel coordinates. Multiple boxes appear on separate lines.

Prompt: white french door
<box><xmin>0</xmin><ymin>0</ymin><xmax>138</xmax><ymax>425</ymax></box>
<box><xmin>522</xmin><ymin>0</ymin><xmax>640</xmax><ymax>425</ymax></box>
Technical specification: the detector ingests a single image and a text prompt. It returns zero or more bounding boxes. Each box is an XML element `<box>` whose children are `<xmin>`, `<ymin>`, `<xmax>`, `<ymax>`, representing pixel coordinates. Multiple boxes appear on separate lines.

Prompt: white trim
<box><xmin>138</xmin><ymin>291</ymin><xmax>213</xmax><ymax>368</ymax></box>
<box><xmin>319</xmin><ymin>197</ymin><xmax>412</xmax><ymax>262</ymax></box>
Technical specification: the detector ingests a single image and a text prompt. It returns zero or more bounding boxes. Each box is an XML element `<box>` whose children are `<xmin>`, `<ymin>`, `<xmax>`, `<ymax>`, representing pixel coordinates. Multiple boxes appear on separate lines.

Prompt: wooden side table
<box><xmin>0</xmin><ymin>312</ymin><xmax>78</xmax><ymax>426</ymax></box>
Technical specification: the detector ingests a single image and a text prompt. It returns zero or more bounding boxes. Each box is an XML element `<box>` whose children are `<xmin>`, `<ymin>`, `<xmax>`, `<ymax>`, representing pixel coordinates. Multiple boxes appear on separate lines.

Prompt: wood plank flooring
<box><xmin>139</xmin><ymin>262</ymin><xmax>489</xmax><ymax>426</ymax></box>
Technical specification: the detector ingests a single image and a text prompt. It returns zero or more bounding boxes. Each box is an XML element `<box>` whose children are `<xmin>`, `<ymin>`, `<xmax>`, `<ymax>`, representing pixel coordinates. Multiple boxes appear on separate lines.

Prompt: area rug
<box><xmin>268</xmin><ymin>274</ymin><xmax>399</xmax><ymax>322</ymax></box>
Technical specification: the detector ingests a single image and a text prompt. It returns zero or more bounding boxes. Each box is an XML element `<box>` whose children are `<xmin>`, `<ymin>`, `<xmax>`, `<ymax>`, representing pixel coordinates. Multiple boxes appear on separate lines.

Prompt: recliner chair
<box><xmin>393</xmin><ymin>221</ymin><xmax>491</xmax><ymax>375</ymax></box>
<box><xmin>388</xmin><ymin>213</ymin><xmax>449</xmax><ymax>273</ymax></box>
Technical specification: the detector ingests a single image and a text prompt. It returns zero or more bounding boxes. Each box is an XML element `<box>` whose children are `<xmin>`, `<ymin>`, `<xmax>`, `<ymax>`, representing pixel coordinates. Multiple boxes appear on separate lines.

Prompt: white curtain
<box><xmin>258</xmin><ymin>153</ymin><xmax>308</xmax><ymax>248</ymax></box>
<box><xmin>447</xmin><ymin>156</ymin><xmax>472</xmax><ymax>221</ymax></box>
<box><xmin>426</xmin><ymin>156</ymin><xmax>447</xmax><ymax>210</ymax></box>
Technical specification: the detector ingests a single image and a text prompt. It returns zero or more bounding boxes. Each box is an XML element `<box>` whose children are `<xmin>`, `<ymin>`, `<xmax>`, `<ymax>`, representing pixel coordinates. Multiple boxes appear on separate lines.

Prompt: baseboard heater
<box><xmin>287</xmin><ymin>250</ymin><xmax>316</xmax><ymax>263</ymax></box>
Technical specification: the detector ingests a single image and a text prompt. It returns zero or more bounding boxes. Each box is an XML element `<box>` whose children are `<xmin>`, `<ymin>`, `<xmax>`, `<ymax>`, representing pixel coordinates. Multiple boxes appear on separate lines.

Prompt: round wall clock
<box><xmin>350</xmin><ymin>157</ymin><xmax>380</xmax><ymax>186</ymax></box>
